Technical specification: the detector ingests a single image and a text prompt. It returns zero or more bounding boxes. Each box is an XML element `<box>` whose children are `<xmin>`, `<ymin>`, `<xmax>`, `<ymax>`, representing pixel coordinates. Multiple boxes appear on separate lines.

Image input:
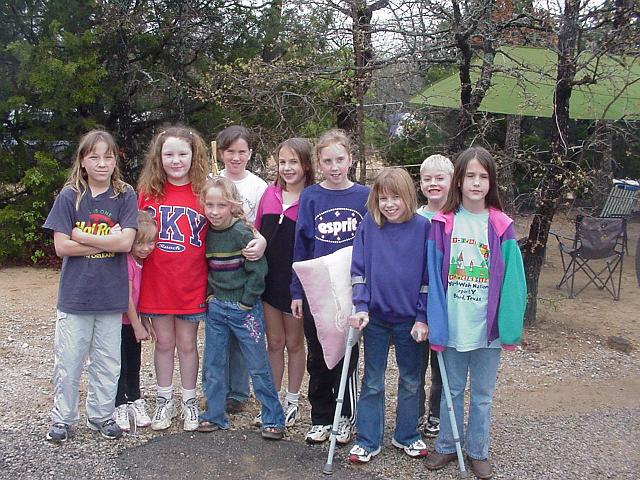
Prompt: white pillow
<box><xmin>292</xmin><ymin>246</ymin><xmax>353</xmax><ymax>369</ymax></box>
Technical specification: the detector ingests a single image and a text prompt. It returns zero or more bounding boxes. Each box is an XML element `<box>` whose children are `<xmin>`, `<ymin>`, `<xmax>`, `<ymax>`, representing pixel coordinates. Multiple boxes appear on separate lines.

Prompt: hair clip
<box><xmin>159</xmin><ymin>130</ymin><xmax>166</xmax><ymax>136</ymax></box>
<box><xmin>189</xmin><ymin>131</ymin><xmax>193</xmax><ymax>136</ymax></box>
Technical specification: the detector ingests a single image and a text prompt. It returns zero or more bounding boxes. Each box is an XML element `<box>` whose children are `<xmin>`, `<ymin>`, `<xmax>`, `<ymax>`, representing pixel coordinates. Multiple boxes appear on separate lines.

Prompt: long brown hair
<box><xmin>274</xmin><ymin>137</ymin><xmax>315</xmax><ymax>189</ymax></box>
<box><xmin>442</xmin><ymin>146</ymin><xmax>503</xmax><ymax>213</ymax></box>
<box><xmin>64</xmin><ymin>130</ymin><xmax>131</xmax><ymax>209</ymax></box>
<box><xmin>367</xmin><ymin>167</ymin><xmax>417</xmax><ymax>226</ymax></box>
<box><xmin>137</xmin><ymin>125</ymin><xmax>209</xmax><ymax>199</ymax></box>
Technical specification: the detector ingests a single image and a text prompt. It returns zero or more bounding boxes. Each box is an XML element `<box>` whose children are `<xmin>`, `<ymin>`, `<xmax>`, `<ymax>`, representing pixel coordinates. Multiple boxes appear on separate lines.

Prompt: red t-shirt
<box><xmin>138</xmin><ymin>182</ymin><xmax>208</xmax><ymax>314</ymax></box>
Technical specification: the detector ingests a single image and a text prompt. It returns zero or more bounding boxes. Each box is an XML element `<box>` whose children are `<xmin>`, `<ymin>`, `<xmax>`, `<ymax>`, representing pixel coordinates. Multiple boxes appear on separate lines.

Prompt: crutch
<box><xmin>437</xmin><ymin>350</ymin><xmax>470</xmax><ymax>478</ymax></box>
<box><xmin>322</xmin><ymin>325</ymin><xmax>361</xmax><ymax>475</ymax></box>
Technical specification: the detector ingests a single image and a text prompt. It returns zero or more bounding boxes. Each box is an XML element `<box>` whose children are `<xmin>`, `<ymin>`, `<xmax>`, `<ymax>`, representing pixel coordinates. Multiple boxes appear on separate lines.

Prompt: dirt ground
<box><xmin>1</xmin><ymin>210</ymin><xmax>639</xmax><ymax>479</ymax></box>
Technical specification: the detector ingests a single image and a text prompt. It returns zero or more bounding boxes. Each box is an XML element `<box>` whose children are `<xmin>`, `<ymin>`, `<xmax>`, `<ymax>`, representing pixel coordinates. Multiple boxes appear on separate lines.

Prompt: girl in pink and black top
<box><xmin>254</xmin><ymin>138</ymin><xmax>315</xmax><ymax>427</ymax></box>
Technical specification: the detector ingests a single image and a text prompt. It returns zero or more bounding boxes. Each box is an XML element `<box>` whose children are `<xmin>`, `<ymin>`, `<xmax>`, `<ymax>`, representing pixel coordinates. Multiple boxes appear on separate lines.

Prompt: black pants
<box><xmin>116</xmin><ymin>324</ymin><xmax>142</xmax><ymax>406</ymax></box>
<box><xmin>302</xmin><ymin>299</ymin><xmax>359</xmax><ymax>426</ymax></box>
<box><xmin>418</xmin><ymin>343</ymin><xmax>442</xmax><ymax>418</ymax></box>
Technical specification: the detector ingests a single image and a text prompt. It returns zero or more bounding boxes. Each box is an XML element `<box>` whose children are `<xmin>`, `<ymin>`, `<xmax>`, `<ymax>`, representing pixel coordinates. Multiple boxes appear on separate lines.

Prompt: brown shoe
<box><xmin>467</xmin><ymin>456</ymin><xmax>493</xmax><ymax>479</ymax></box>
<box><xmin>425</xmin><ymin>452</ymin><xmax>457</xmax><ymax>470</ymax></box>
<box><xmin>225</xmin><ymin>398</ymin><xmax>245</xmax><ymax>414</ymax></box>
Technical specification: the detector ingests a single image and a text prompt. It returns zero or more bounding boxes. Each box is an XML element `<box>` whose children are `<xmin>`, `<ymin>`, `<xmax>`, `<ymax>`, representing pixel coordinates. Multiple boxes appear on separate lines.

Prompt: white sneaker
<box><xmin>348</xmin><ymin>444</ymin><xmax>381</xmax><ymax>463</ymax></box>
<box><xmin>391</xmin><ymin>437</ymin><xmax>430</xmax><ymax>458</ymax></box>
<box><xmin>113</xmin><ymin>404</ymin><xmax>130</xmax><ymax>431</ymax></box>
<box><xmin>283</xmin><ymin>402</ymin><xmax>299</xmax><ymax>427</ymax></box>
<box><xmin>336</xmin><ymin>416</ymin><xmax>354</xmax><ymax>445</ymax></box>
<box><xmin>131</xmin><ymin>399</ymin><xmax>151</xmax><ymax>427</ymax></box>
<box><xmin>252</xmin><ymin>411</ymin><xmax>262</xmax><ymax>427</ymax></box>
<box><xmin>151</xmin><ymin>396</ymin><xmax>176</xmax><ymax>431</ymax></box>
<box><xmin>181</xmin><ymin>398</ymin><xmax>199</xmax><ymax>431</ymax></box>
<box><xmin>305</xmin><ymin>424</ymin><xmax>331</xmax><ymax>444</ymax></box>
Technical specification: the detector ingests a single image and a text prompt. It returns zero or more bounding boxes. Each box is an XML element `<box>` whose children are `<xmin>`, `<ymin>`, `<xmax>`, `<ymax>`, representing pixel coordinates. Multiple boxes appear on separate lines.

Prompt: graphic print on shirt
<box><xmin>75</xmin><ymin>209</ymin><xmax>117</xmax><ymax>259</ymax></box>
<box><xmin>448</xmin><ymin>236</ymin><xmax>490</xmax><ymax>302</ymax></box>
<box><xmin>314</xmin><ymin>208</ymin><xmax>364</xmax><ymax>244</ymax></box>
<box><xmin>147</xmin><ymin>205</ymin><xmax>207</xmax><ymax>253</ymax></box>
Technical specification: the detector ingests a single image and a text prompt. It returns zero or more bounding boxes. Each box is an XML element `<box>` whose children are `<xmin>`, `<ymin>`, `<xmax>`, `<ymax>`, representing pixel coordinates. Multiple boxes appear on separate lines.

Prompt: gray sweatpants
<box><xmin>51</xmin><ymin>310</ymin><xmax>122</xmax><ymax>425</ymax></box>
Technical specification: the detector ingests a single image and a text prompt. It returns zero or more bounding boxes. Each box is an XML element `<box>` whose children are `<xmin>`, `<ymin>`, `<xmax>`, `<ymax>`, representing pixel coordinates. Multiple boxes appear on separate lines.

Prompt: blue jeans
<box><xmin>355</xmin><ymin>316</ymin><xmax>424</xmax><ymax>451</ymax></box>
<box><xmin>435</xmin><ymin>347</ymin><xmax>501</xmax><ymax>460</ymax></box>
<box><xmin>201</xmin><ymin>299</ymin><xmax>284</xmax><ymax>429</ymax></box>
<box><xmin>227</xmin><ymin>335</ymin><xmax>250</xmax><ymax>403</ymax></box>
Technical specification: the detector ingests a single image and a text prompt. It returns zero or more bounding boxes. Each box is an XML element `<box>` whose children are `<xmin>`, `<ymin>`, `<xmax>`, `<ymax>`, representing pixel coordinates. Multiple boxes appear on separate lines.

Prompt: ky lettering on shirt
<box><xmin>147</xmin><ymin>205</ymin><xmax>208</xmax><ymax>253</ymax></box>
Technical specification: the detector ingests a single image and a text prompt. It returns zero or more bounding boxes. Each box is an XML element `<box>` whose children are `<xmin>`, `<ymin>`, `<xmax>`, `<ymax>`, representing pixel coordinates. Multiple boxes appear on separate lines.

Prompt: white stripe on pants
<box><xmin>51</xmin><ymin>310</ymin><xmax>122</xmax><ymax>424</ymax></box>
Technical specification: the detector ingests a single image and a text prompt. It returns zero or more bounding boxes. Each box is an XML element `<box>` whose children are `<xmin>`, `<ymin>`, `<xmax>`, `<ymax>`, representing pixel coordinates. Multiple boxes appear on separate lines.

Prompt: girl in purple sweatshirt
<box><xmin>347</xmin><ymin>167</ymin><xmax>430</xmax><ymax>464</ymax></box>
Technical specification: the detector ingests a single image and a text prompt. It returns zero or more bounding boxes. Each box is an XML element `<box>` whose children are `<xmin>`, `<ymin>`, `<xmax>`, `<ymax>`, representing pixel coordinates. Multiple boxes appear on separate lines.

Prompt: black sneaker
<box><xmin>87</xmin><ymin>418</ymin><xmax>123</xmax><ymax>440</ymax></box>
<box><xmin>46</xmin><ymin>422</ymin><xmax>71</xmax><ymax>443</ymax></box>
<box><xmin>421</xmin><ymin>415</ymin><xmax>440</xmax><ymax>438</ymax></box>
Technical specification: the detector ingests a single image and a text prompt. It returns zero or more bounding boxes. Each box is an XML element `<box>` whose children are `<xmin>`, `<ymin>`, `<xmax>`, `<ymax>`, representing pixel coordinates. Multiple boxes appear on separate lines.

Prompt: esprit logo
<box><xmin>147</xmin><ymin>205</ymin><xmax>207</xmax><ymax>253</ymax></box>
<box><xmin>314</xmin><ymin>208</ymin><xmax>363</xmax><ymax>244</ymax></box>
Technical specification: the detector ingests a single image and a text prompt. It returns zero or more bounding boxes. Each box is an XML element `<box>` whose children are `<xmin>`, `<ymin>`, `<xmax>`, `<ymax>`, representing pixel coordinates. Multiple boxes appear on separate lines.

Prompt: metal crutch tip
<box><xmin>458</xmin><ymin>471</ymin><xmax>471</xmax><ymax>479</ymax></box>
<box><xmin>322</xmin><ymin>463</ymin><xmax>334</xmax><ymax>475</ymax></box>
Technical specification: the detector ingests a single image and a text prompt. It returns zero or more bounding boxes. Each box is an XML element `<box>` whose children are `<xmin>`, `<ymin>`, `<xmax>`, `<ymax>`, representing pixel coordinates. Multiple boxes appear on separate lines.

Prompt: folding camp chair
<box><xmin>594</xmin><ymin>180</ymin><xmax>639</xmax><ymax>254</ymax></box>
<box><xmin>550</xmin><ymin>215</ymin><xmax>626</xmax><ymax>300</ymax></box>
<box><xmin>599</xmin><ymin>180</ymin><xmax>639</xmax><ymax>218</ymax></box>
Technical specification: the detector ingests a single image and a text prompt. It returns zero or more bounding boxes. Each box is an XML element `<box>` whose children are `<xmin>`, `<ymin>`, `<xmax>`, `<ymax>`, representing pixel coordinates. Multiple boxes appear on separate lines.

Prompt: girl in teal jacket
<box><xmin>425</xmin><ymin>147</ymin><xmax>526</xmax><ymax>479</ymax></box>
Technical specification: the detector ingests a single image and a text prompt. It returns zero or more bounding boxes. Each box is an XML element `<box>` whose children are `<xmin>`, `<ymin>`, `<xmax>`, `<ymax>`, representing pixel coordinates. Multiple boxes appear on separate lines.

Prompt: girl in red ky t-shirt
<box><xmin>137</xmin><ymin>125</ymin><xmax>265</xmax><ymax>432</ymax></box>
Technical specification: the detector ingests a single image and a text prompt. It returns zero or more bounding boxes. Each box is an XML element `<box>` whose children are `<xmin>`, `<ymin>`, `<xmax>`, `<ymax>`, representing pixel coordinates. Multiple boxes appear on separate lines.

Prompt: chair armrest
<box><xmin>548</xmin><ymin>230</ymin><xmax>573</xmax><ymax>243</ymax></box>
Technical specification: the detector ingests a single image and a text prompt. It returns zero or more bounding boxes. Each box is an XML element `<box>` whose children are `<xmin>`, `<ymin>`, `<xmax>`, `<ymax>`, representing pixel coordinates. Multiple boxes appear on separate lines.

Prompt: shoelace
<box><xmin>337</xmin><ymin>418</ymin><xmax>351</xmax><ymax>435</ymax></box>
<box><xmin>115</xmin><ymin>406</ymin><xmax>129</xmax><ymax>423</ymax></box>
<box><xmin>183</xmin><ymin>400</ymin><xmax>198</xmax><ymax>420</ymax></box>
<box><xmin>154</xmin><ymin>400</ymin><xmax>168</xmax><ymax>421</ymax></box>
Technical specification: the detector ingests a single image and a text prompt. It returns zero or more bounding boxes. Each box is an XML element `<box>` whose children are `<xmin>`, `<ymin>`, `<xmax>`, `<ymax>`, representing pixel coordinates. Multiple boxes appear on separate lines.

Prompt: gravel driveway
<box><xmin>1</xmin><ymin>264</ymin><xmax>639</xmax><ymax>479</ymax></box>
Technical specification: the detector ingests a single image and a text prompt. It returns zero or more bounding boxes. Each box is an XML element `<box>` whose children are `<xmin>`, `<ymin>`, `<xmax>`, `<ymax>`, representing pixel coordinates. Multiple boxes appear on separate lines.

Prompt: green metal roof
<box><xmin>411</xmin><ymin>46</ymin><xmax>640</xmax><ymax>120</ymax></box>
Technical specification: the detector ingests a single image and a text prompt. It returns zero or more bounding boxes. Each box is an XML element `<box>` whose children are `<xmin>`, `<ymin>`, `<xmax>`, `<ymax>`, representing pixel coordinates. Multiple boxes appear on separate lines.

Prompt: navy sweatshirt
<box><xmin>290</xmin><ymin>183</ymin><xmax>370</xmax><ymax>300</ymax></box>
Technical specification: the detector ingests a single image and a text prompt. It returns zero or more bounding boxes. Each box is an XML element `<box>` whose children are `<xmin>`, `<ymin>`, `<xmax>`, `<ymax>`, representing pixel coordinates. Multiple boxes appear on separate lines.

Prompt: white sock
<box><xmin>182</xmin><ymin>387</ymin><xmax>197</xmax><ymax>403</ymax></box>
<box><xmin>285</xmin><ymin>391</ymin><xmax>300</xmax><ymax>406</ymax></box>
<box><xmin>157</xmin><ymin>384</ymin><xmax>173</xmax><ymax>400</ymax></box>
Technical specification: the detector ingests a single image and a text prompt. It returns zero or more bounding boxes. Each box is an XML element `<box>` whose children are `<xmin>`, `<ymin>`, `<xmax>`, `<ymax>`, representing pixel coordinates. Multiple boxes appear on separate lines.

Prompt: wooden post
<box><xmin>211</xmin><ymin>141</ymin><xmax>219</xmax><ymax>176</ymax></box>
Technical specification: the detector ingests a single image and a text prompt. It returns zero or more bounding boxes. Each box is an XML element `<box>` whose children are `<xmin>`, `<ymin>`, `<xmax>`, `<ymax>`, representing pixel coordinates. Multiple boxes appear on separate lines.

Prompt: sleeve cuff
<box><xmin>355</xmin><ymin>304</ymin><xmax>369</xmax><ymax>314</ymax></box>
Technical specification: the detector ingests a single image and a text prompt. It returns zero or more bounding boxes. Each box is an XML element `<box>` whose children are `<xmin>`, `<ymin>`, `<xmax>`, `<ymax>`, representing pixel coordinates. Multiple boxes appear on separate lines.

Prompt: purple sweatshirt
<box><xmin>351</xmin><ymin>213</ymin><xmax>430</xmax><ymax>323</ymax></box>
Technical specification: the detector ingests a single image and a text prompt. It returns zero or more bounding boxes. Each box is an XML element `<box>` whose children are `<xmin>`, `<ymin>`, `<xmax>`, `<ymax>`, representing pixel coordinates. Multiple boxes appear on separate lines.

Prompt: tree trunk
<box><xmin>499</xmin><ymin>114</ymin><xmax>522</xmax><ymax>214</ymax></box>
<box><xmin>522</xmin><ymin>0</ymin><xmax>580</xmax><ymax>326</ymax></box>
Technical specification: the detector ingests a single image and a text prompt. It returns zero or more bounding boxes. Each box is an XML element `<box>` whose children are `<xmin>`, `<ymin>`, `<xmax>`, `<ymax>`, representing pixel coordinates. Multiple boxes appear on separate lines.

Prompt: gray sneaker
<box><xmin>87</xmin><ymin>418</ymin><xmax>123</xmax><ymax>440</ymax></box>
<box><xmin>46</xmin><ymin>422</ymin><xmax>71</xmax><ymax>443</ymax></box>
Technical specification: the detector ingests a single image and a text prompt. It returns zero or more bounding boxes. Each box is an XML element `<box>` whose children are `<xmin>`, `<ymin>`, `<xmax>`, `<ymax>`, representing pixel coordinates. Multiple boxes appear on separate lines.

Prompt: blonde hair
<box><xmin>64</xmin><ymin>130</ymin><xmax>131</xmax><ymax>210</ymax></box>
<box><xmin>367</xmin><ymin>167</ymin><xmax>417</xmax><ymax>226</ymax></box>
<box><xmin>315</xmin><ymin>129</ymin><xmax>352</xmax><ymax>162</ymax></box>
<box><xmin>420</xmin><ymin>154</ymin><xmax>454</xmax><ymax>176</ymax></box>
<box><xmin>136</xmin><ymin>209</ymin><xmax>157</xmax><ymax>243</ymax></box>
<box><xmin>274</xmin><ymin>138</ymin><xmax>315</xmax><ymax>189</ymax></box>
<box><xmin>137</xmin><ymin>125</ymin><xmax>209</xmax><ymax>199</ymax></box>
<box><xmin>200</xmin><ymin>176</ymin><xmax>252</xmax><ymax>230</ymax></box>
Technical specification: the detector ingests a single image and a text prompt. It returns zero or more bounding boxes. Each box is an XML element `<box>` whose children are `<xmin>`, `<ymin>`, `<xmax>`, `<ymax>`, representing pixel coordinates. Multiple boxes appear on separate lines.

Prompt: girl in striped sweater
<box><xmin>197</xmin><ymin>176</ymin><xmax>285</xmax><ymax>440</ymax></box>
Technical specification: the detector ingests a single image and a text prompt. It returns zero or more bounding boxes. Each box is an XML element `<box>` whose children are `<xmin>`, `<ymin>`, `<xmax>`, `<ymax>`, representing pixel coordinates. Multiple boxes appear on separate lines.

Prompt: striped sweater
<box><xmin>205</xmin><ymin>219</ymin><xmax>267</xmax><ymax>309</ymax></box>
